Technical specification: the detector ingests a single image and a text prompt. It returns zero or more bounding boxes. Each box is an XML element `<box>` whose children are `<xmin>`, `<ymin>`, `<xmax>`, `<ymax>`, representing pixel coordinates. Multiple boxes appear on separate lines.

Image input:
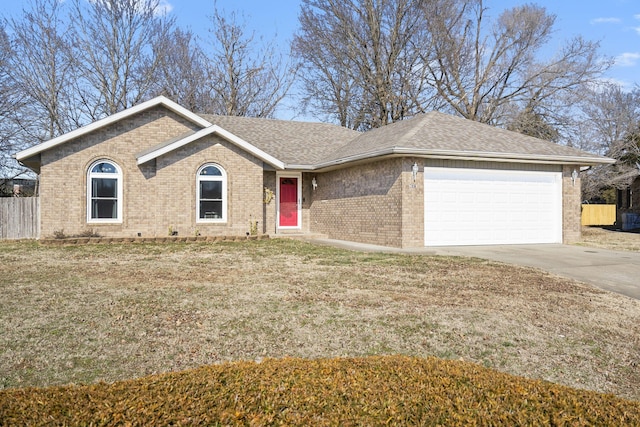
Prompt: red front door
<box><xmin>279</xmin><ymin>177</ymin><xmax>298</xmax><ymax>227</ymax></box>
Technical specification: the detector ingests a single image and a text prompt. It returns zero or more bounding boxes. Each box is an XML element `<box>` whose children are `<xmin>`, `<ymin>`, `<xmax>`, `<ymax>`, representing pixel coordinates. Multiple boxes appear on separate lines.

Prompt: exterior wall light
<box><xmin>571</xmin><ymin>168</ymin><xmax>579</xmax><ymax>186</ymax></box>
<box><xmin>312</xmin><ymin>177</ymin><xmax>318</xmax><ymax>190</ymax></box>
<box><xmin>412</xmin><ymin>162</ymin><xmax>419</xmax><ymax>182</ymax></box>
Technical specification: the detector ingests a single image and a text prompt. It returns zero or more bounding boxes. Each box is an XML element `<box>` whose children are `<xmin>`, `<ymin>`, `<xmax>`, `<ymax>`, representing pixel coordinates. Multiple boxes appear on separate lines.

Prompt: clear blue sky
<box><xmin>490</xmin><ymin>0</ymin><xmax>640</xmax><ymax>89</ymax></box>
<box><xmin>3</xmin><ymin>0</ymin><xmax>639</xmax><ymax>89</ymax></box>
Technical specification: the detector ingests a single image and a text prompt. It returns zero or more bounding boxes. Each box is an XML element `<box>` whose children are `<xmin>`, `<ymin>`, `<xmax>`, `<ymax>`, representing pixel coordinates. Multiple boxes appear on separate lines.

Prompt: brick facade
<box><xmin>40</xmin><ymin>107</ymin><xmax>267</xmax><ymax>239</ymax></box>
<box><xmin>263</xmin><ymin>171</ymin><xmax>277</xmax><ymax>235</ymax></box>
<box><xmin>35</xmin><ymin>103</ymin><xmax>588</xmax><ymax>247</ymax></box>
<box><xmin>310</xmin><ymin>159</ymin><xmax>581</xmax><ymax>248</ymax></box>
<box><xmin>562</xmin><ymin>165</ymin><xmax>583</xmax><ymax>243</ymax></box>
<box><xmin>309</xmin><ymin>158</ymin><xmax>405</xmax><ymax>247</ymax></box>
<box><xmin>401</xmin><ymin>158</ymin><xmax>425</xmax><ymax>248</ymax></box>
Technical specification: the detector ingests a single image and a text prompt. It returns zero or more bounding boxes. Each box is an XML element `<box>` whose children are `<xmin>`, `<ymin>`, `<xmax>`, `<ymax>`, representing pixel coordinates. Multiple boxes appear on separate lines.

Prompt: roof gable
<box><xmin>15</xmin><ymin>96</ymin><xmax>212</xmax><ymax>163</ymax></box>
<box><xmin>136</xmin><ymin>125</ymin><xmax>286</xmax><ymax>169</ymax></box>
<box><xmin>138</xmin><ymin>115</ymin><xmax>360</xmax><ymax>169</ymax></box>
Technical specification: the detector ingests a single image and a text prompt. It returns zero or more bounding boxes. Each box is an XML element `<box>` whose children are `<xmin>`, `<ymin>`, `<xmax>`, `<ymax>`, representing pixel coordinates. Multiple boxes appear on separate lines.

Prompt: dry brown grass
<box><xmin>4</xmin><ymin>356</ymin><xmax>640</xmax><ymax>426</ymax></box>
<box><xmin>578</xmin><ymin>226</ymin><xmax>640</xmax><ymax>251</ymax></box>
<box><xmin>1</xmin><ymin>239</ymin><xmax>639</xmax><ymax>402</ymax></box>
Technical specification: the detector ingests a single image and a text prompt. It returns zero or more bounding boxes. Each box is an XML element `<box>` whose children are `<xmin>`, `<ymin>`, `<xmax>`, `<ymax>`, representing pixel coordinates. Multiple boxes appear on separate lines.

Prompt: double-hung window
<box><xmin>87</xmin><ymin>160</ymin><xmax>122</xmax><ymax>222</ymax></box>
<box><xmin>197</xmin><ymin>164</ymin><xmax>226</xmax><ymax>222</ymax></box>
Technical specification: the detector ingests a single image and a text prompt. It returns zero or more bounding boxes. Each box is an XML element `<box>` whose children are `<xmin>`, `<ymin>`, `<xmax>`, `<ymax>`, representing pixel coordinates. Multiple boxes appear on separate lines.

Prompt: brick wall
<box><xmin>311</xmin><ymin>158</ymin><xmax>580</xmax><ymax>248</ymax></box>
<box><xmin>615</xmin><ymin>178</ymin><xmax>640</xmax><ymax>227</ymax></box>
<box><xmin>37</xmin><ymin>104</ymin><xmax>585</xmax><ymax>245</ymax></box>
<box><xmin>152</xmin><ymin>134</ymin><xmax>264</xmax><ymax>238</ymax></box>
<box><xmin>401</xmin><ymin>158</ymin><xmax>424</xmax><ymax>248</ymax></box>
<box><xmin>631</xmin><ymin>179</ymin><xmax>640</xmax><ymax>209</ymax></box>
<box><xmin>263</xmin><ymin>171</ymin><xmax>277</xmax><ymax>235</ymax></box>
<box><xmin>39</xmin><ymin>106</ymin><xmax>265</xmax><ymax>238</ymax></box>
<box><xmin>301</xmin><ymin>172</ymin><xmax>314</xmax><ymax>232</ymax></box>
<box><xmin>563</xmin><ymin>165</ymin><xmax>582</xmax><ymax>243</ymax></box>
<box><xmin>309</xmin><ymin>158</ymin><xmax>405</xmax><ymax>247</ymax></box>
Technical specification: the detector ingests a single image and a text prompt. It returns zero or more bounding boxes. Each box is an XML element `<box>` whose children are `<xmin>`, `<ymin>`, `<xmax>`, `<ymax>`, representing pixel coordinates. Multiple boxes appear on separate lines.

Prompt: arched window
<box><xmin>87</xmin><ymin>160</ymin><xmax>122</xmax><ymax>222</ymax></box>
<box><xmin>197</xmin><ymin>164</ymin><xmax>227</xmax><ymax>222</ymax></box>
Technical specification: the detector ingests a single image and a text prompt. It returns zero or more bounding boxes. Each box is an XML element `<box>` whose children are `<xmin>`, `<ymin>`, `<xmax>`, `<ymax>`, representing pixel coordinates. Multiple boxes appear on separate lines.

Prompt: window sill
<box><xmin>87</xmin><ymin>219</ymin><xmax>123</xmax><ymax>224</ymax></box>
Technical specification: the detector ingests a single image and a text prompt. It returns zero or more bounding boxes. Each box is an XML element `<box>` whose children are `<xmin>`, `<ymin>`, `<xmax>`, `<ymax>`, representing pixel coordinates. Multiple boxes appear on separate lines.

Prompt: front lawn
<box><xmin>579</xmin><ymin>226</ymin><xmax>640</xmax><ymax>251</ymax></box>
<box><xmin>1</xmin><ymin>239</ymin><xmax>639</xmax><ymax>402</ymax></box>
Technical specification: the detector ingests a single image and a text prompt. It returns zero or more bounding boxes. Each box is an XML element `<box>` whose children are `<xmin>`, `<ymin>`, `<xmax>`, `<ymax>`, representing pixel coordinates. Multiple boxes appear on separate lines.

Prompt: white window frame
<box><xmin>196</xmin><ymin>163</ymin><xmax>227</xmax><ymax>223</ymax></box>
<box><xmin>87</xmin><ymin>159</ymin><xmax>123</xmax><ymax>224</ymax></box>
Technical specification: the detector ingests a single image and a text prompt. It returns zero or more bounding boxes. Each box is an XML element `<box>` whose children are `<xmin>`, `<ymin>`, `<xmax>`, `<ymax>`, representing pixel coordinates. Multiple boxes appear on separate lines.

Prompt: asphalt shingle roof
<box><xmin>199</xmin><ymin>114</ymin><xmax>360</xmax><ymax>166</ymax></box>
<box><xmin>321</xmin><ymin>111</ymin><xmax>610</xmax><ymax>165</ymax></box>
<box><xmin>201</xmin><ymin>111</ymin><xmax>612</xmax><ymax>168</ymax></box>
<box><xmin>17</xmin><ymin>96</ymin><xmax>613</xmax><ymax>173</ymax></box>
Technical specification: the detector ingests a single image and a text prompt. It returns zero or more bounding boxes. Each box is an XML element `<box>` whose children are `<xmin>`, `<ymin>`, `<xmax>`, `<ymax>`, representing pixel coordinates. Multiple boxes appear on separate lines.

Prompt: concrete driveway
<box><xmin>309</xmin><ymin>239</ymin><xmax>640</xmax><ymax>300</ymax></box>
<box><xmin>429</xmin><ymin>244</ymin><xmax>640</xmax><ymax>300</ymax></box>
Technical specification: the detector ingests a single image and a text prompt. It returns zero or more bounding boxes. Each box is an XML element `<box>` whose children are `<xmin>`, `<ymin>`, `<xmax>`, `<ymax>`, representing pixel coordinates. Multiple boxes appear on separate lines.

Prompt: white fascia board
<box><xmin>136</xmin><ymin>127</ymin><xmax>213</xmax><ymax>165</ymax></box>
<box><xmin>395</xmin><ymin>148</ymin><xmax>617</xmax><ymax>165</ymax></box>
<box><xmin>137</xmin><ymin>124</ymin><xmax>286</xmax><ymax>170</ymax></box>
<box><xmin>155</xmin><ymin>96</ymin><xmax>212</xmax><ymax>128</ymax></box>
<box><xmin>15</xmin><ymin>96</ymin><xmax>211</xmax><ymax>162</ymax></box>
<box><xmin>312</xmin><ymin>147</ymin><xmax>615</xmax><ymax>169</ymax></box>
<box><xmin>282</xmin><ymin>164</ymin><xmax>316</xmax><ymax>171</ymax></box>
<box><xmin>213</xmin><ymin>126</ymin><xmax>285</xmax><ymax>169</ymax></box>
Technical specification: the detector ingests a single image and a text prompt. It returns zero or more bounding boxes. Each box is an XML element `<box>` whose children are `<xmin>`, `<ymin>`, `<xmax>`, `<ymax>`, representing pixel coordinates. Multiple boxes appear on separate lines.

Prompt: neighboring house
<box><xmin>616</xmin><ymin>172</ymin><xmax>640</xmax><ymax>230</ymax></box>
<box><xmin>14</xmin><ymin>96</ymin><xmax>614</xmax><ymax>247</ymax></box>
<box><xmin>0</xmin><ymin>178</ymin><xmax>37</xmax><ymax>196</ymax></box>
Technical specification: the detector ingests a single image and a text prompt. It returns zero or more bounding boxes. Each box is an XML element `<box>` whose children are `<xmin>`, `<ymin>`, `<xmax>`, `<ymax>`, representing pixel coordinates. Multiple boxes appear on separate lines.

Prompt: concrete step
<box><xmin>271</xmin><ymin>232</ymin><xmax>329</xmax><ymax>240</ymax></box>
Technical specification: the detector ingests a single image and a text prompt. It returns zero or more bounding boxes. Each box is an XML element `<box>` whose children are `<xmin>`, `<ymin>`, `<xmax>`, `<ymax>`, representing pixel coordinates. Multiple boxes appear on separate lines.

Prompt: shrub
<box><xmin>51</xmin><ymin>229</ymin><xmax>100</xmax><ymax>239</ymax></box>
<box><xmin>1</xmin><ymin>355</ymin><xmax>639</xmax><ymax>425</ymax></box>
<box><xmin>52</xmin><ymin>229</ymin><xmax>66</xmax><ymax>239</ymax></box>
<box><xmin>78</xmin><ymin>228</ymin><xmax>100</xmax><ymax>238</ymax></box>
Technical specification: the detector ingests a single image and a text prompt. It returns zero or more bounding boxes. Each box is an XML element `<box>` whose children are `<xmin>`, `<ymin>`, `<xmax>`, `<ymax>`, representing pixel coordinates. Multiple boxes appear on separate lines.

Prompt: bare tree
<box><xmin>69</xmin><ymin>0</ymin><xmax>175</xmax><ymax>119</ymax></box>
<box><xmin>420</xmin><ymin>0</ymin><xmax>609</xmax><ymax>126</ymax></box>
<box><xmin>579</xmin><ymin>84</ymin><xmax>640</xmax><ymax>157</ymax></box>
<box><xmin>506</xmin><ymin>106</ymin><xmax>560</xmax><ymax>142</ymax></box>
<box><xmin>205</xmin><ymin>8</ymin><xmax>297</xmax><ymax>118</ymax></box>
<box><xmin>152</xmin><ymin>27</ymin><xmax>212</xmax><ymax>112</ymax></box>
<box><xmin>294</xmin><ymin>1</ymin><xmax>367</xmax><ymax>129</ymax></box>
<box><xmin>0</xmin><ymin>22</ymin><xmax>26</xmax><ymax>179</ymax></box>
<box><xmin>3</xmin><ymin>0</ymin><xmax>75</xmax><ymax>181</ymax></box>
<box><xmin>8</xmin><ymin>0</ymin><xmax>75</xmax><ymax>140</ymax></box>
<box><xmin>576</xmin><ymin>84</ymin><xmax>640</xmax><ymax>201</ymax></box>
<box><xmin>293</xmin><ymin>0</ymin><xmax>433</xmax><ymax>130</ymax></box>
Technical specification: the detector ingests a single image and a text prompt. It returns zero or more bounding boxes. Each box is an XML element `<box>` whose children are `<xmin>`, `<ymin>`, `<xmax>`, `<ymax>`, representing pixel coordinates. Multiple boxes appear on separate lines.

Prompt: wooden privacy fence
<box><xmin>581</xmin><ymin>204</ymin><xmax>616</xmax><ymax>226</ymax></box>
<box><xmin>0</xmin><ymin>197</ymin><xmax>40</xmax><ymax>239</ymax></box>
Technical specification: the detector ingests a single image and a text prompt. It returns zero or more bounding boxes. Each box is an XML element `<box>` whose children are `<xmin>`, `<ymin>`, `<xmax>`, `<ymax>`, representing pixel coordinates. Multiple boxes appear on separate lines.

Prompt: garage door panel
<box><xmin>424</xmin><ymin>167</ymin><xmax>562</xmax><ymax>246</ymax></box>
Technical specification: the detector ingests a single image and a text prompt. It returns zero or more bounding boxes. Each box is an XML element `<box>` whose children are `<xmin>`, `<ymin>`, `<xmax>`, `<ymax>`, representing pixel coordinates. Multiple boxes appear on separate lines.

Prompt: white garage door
<box><xmin>424</xmin><ymin>167</ymin><xmax>562</xmax><ymax>246</ymax></box>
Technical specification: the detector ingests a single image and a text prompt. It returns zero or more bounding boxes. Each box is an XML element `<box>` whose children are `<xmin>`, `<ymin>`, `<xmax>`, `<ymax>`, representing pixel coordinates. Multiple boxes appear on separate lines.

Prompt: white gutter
<box><xmin>308</xmin><ymin>147</ymin><xmax>615</xmax><ymax>171</ymax></box>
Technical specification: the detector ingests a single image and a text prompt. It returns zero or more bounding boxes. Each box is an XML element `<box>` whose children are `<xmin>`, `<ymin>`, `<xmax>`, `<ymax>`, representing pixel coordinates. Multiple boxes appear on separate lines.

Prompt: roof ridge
<box><xmin>396</xmin><ymin>113</ymin><xmax>437</xmax><ymax>147</ymax></box>
<box><xmin>322</xmin><ymin>114</ymin><xmax>431</xmax><ymax>161</ymax></box>
<box><xmin>199</xmin><ymin>113</ymin><xmax>359</xmax><ymax>129</ymax></box>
